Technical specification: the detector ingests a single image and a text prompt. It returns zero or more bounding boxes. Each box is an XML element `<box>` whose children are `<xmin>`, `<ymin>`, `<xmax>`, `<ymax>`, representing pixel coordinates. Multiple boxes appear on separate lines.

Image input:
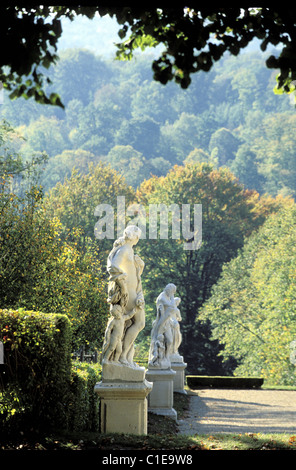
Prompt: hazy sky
<box><xmin>58</xmin><ymin>14</ymin><xmax>120</xmax><ymax>57</ymax></box>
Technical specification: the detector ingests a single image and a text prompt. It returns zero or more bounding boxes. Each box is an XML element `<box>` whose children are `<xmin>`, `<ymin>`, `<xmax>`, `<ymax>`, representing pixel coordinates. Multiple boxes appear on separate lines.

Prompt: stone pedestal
<box><xmin>170</xmin><ymin>355</ymin><xmax>187</xmax><ymax>394</ymax></box>
<box><xmin>94</xmin><ymin>362</ymin><xmax>153</xmax><ymax>435</ymax></box>
<box><xmin>145</xmin><ymin>368</ymin><xmax>177</xmax><ymax>420</ymax></box>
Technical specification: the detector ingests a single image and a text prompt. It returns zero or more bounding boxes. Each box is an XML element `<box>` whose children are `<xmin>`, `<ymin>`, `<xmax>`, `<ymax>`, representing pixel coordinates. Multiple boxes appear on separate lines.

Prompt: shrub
<box><xmin>0</xmin><ymin>308</ymin><xmax>72</xmax><ymax>432</ymax></box>
<box><xmin>69</xmin><ymin>361</ymin><xmax>101</xmax><ymax>432</ymax></box>
<box><xmin>186</xmin><ymin>375</ymin><xmax>264</xmax><ymax>389</ymax></box>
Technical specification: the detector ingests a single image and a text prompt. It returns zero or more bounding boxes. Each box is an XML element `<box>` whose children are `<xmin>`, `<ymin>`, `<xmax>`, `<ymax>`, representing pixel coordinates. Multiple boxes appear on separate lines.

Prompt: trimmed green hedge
<box><xmin>0</xmin><ymin>309</ymin><xmax>101</xmax><ymax>433</ymax></box>
<box><xmin>186</xmin><ymin>375</ymin><xmax>264</xmax><ymax>389</ymax></box>
<box><xmin>69</xmin><ymin>361</ymin><xmax>101</xmax><ymax>432</ymax></box>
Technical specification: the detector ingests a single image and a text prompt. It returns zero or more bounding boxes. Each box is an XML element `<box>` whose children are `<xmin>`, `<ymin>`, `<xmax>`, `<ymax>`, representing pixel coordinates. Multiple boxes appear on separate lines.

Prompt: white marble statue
<box><xmin>290</xmin><ymin>340</ymin><xmax>296</xmax><ymax>366</ymax></box>
<box><xmin>101</xmin><ymin>225</ymin><xmax>145</xmax><ymax>368</ymax></box>
<box><xmin>101</xmin><ymin>304</ymin><xmax>136</xmax><ymax>362</ymax></box>
<box><xmin>169</xmin><ymin>296</ymin><xmax>183</xmax><ymax>360</ymax></box>
<box><xmin>148</xmin><ymin>283</ymin><xmax>182</xmax><ymax>369</ymax></box>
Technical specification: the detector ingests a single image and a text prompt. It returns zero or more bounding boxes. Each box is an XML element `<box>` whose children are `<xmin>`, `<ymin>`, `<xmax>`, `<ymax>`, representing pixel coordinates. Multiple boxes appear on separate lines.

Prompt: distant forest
<box><xmin>1</xmin><ymin>42</ymin><xmax>295</xmax><ymax>198</ymax></box>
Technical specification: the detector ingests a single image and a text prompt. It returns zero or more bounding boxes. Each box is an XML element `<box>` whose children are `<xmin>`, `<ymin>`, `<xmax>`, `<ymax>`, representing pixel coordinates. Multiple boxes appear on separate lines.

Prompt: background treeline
<box><xmin>1</xmin><ymin>47</ymin><xmax>296</xmax><ymax>197</ymax></box>
<box><xmin>1</xmin><ymin>42</ymin><xmax>296</xmax><ymax>386</ymax></box>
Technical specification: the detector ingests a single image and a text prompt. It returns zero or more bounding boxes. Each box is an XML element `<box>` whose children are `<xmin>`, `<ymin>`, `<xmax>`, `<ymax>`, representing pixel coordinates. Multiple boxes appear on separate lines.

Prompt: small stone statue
<box><xmin>148</xmin><ymin>283</ymin><xmax>181</xmax><ymax>369</ymax></box>
<box><xmin>169</xmin><ymin>296</ymin><xmax>182</xmax><ymax>360</ymax></box>
<box><xmin>101</xmin><ymin>304</ymin><xmax>136</xmax><ymax>362</ymax></box>
<box><xmin>149</xmin><ymin>333</ymin><xmax>166</xmax><ymax>366</ymax></box>
<box><xmin>290</xmin><ymin>340</ymin><xmax>296</xmax><ymax>366</ymax></box>
<box><xmin>101</xmin><ymin>225</ymin><xmax>145</xmax><ymax>368</ymax></box>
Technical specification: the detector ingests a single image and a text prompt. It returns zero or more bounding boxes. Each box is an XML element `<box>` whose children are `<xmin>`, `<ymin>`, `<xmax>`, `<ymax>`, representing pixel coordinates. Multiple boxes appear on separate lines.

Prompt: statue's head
<box><xmin>164</xmin><ymin>283</ymin><xmax>176</xmax><ymax>296</ymax></box>
<box><xmin>110</xmin><ymin>303</ymin><xmax>123</xmax><ymax>318</ymax></box>
<box><xmin>123</xmin><ymin>225</ymin><xmax>142</xmax><ymax>245</ymax></box>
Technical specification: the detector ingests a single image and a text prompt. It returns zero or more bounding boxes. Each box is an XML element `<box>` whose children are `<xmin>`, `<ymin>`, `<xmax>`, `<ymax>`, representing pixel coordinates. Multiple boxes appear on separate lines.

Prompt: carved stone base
<box><xmin>170</xmin><ymin>361</ymin><xmax>187</xmax><ymax>394</ymax></box>
<box><xmin>94</xmin><ymin>379</ymin><xmax>153</xmax><ymax>435</ymax></box>
<box><xmin>145</xmin><ymin>368</ymin><xmax>177</xmax><ymax>420</ymax></box>
<box><xmin>170</xmin><ymin>353</ymin><xmax>184</xmax><ymax>363</ymax></box>
<box><xmin>101</xmin><ymin>361</ymin><xmax>146</xmax><ymax>382</ymax></box>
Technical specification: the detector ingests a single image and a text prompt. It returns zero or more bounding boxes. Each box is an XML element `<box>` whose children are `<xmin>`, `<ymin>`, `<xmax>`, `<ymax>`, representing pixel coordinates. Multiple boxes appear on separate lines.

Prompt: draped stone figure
<box><xmin>169</xmin><ymin>295</ymin><xmax>182</xmax><ymax>361</ymax></box>
<box><xmin>290</xmin><ymin>340</ymin><xmax>296</xmax><ymax>366</ymax></box>
<box><xmin>101</xmin><ymin>225</ymin><xmax>145</xmax><ymax>368</ymax></box>
<box><xmin>96</xmin><ymin>225</ymin><xmax>152</xmax><ymax>436</ymax></box>
<box><xmin>148</xmin><ymin>283</ymin><xmax>181</xmax><ymax>369</ymax></box>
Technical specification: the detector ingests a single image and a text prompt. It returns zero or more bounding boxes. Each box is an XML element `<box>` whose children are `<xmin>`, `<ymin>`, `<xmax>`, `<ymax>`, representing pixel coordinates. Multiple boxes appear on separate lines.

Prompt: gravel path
<box><xmin>178</xmin><ymin>389</ymin><xmax>296</xmax><ymax>435</ymax></box>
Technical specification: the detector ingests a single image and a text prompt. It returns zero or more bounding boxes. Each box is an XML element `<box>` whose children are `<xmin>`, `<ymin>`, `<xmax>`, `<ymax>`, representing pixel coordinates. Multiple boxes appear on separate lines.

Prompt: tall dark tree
<box><xmin>136</xmin><ymin>163</ymin><xmax>288</xmax><ymax>373</ymax></box>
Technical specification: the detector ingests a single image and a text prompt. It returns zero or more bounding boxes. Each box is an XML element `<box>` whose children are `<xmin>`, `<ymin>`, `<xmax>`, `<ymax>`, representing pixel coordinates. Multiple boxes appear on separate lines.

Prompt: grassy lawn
<box><xmin>2</xmin><ymin>390</ymin><xmax>296</xmax><ymax>451</ymax></box>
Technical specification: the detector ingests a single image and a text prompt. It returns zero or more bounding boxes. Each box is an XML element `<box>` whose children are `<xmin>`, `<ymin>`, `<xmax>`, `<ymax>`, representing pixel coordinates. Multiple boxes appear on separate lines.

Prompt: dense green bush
<box><xmin>186</xmin><ymin>375</ymin><xmax>264</xmax><ymax>389</ymax></box>
<box><xmin>0</xmin><ymin>309</ymin><xmax>72</xmax><ymax>432</ymax></box>
<box><xmin>0</xmin><ymin>309</ymin><xmax>101</xmax><ymax>434</ymax></box>
<box><xmin>69</xmin><ymin>361</ymin><xmax>101</xmax><ymax>432</ymax></box>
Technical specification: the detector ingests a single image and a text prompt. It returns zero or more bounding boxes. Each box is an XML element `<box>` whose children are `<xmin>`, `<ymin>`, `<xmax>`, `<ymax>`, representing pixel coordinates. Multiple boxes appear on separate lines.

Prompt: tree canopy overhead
<box><xmin>1</xmin><ymin>6</ymin><xmax>296</xmax><ymax>106</ymax></box>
